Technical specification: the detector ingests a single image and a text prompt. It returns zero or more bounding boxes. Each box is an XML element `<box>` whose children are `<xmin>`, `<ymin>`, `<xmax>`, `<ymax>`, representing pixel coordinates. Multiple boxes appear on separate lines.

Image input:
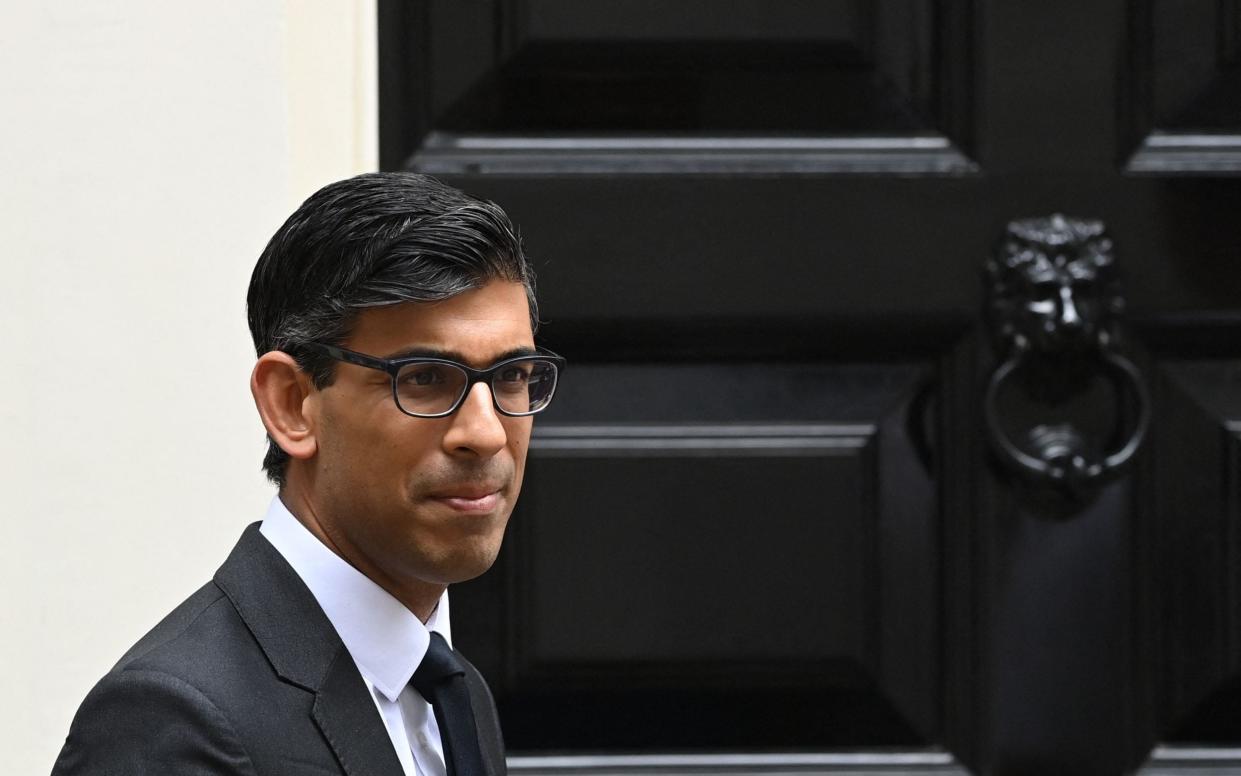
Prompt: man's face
<box><xmin>303</xmin><ymin>280</ymin><xmax>535</xmax><ymax>592</ymax></box>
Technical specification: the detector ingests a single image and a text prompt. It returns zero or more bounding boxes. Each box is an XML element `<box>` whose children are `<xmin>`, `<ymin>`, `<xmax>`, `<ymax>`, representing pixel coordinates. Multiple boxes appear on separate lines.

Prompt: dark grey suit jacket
<box><xmin>52</xmin><ymin>523</ymin><xmax>506</xmax><ymax>775</ymax></box>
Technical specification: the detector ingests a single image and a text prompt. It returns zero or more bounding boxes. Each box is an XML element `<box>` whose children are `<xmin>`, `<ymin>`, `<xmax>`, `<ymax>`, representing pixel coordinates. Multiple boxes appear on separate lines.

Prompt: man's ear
<box><xmin>251</xmin><ymin>351</ymin><xmax>319</xmax><ymax>462</ymax></box>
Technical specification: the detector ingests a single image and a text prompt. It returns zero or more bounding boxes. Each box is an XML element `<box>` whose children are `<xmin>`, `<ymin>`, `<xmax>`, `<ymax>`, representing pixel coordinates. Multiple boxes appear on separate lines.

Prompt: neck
<box><xmin>278</xmin><ymin>476</ymin><xmax>447</xmax><ymax>623</ymax></box>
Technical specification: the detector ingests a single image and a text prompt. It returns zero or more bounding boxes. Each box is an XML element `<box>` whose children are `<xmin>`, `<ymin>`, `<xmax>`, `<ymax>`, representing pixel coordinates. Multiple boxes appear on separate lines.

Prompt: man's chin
<box><xmin>419</xmin><ymin>538</ymin><xmax>506</xmax><ymax>585</ymax></box>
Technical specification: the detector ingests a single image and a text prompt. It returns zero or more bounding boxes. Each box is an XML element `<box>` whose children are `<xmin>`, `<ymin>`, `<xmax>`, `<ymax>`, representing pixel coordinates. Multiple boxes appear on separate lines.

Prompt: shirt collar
<box><xmin>259</xmin><ymin>495</ymin><xmax>452</xmax><ymax>702</ymax></box>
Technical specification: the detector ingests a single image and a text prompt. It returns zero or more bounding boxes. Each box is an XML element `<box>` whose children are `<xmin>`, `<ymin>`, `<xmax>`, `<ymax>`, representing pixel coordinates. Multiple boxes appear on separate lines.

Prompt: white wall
<box><xmin>0</xmin><ymin>3</ymin><xmax>377</xmax><ymax>771</ymax></box>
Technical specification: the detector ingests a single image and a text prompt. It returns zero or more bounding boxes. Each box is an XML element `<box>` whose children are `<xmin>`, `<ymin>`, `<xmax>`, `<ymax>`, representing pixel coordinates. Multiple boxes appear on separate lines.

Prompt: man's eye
<box><xmin>496</xmin><ymin>365</ymin><xmax>531</xmax><ymax>384</ymax></box>
<box><xmin>401</xmin><ymin>366</ymin><xmax>446</xmax><ymax>386</ymax></box>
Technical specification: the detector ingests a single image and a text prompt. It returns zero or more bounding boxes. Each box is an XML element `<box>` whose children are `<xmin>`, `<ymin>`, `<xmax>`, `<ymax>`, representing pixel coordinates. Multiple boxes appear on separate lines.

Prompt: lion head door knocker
<box><xmin>982</xmin><ymin>214</ymin><xmax>1150</xmax><ymax>494</ymax></box>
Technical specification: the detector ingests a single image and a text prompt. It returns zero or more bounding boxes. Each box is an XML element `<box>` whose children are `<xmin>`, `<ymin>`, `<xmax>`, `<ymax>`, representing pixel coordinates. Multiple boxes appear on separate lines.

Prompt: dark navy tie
<box><xmin>411</xmin><ymin>632</ymin><xmax>486</xmax><ymax>776</ymax></box>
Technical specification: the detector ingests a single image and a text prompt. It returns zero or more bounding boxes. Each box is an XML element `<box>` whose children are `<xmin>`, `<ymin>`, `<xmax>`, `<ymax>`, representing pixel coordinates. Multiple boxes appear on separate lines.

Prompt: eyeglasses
<box><xmin>302</xmin><ymin>343</ymin><xmax>565</xmax><ymax>418</ymax></box>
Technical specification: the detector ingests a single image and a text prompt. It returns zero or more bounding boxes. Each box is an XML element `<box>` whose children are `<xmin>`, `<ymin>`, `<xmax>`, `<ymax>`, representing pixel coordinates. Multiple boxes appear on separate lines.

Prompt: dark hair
<box><xmin>246</xmin><ymin>172</ymin><xmax>538</xmax><ymax>487</ymax></box>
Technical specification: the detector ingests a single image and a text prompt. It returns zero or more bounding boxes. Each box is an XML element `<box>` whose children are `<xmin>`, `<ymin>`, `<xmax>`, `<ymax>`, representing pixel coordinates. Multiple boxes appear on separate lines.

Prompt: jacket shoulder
<box><xmin>52</xmin><ymin>665</ymin><xmax>260</xmax><ymax>776</ymax></box>
<box><xmin>54</xmin><ymin>572</ymin><xmax>335</xmax><ymax>775</ymax></box>
<box><xmin>52</xmin><ymin>583</ymin><xmax>266</xmax><ymax>775</ymax></box>
<box><xmin>112</xmin><ymin>581</ymin><xmax>232</xmax><ymax>671</ymax></box>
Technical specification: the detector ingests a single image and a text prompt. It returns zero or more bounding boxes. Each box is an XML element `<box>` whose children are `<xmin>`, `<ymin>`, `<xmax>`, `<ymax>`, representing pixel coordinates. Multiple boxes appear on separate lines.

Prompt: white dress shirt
<box><xmin>260</xmin><ymin>496</ymin><xmax>449</xmax><ymax>776</ymax></box>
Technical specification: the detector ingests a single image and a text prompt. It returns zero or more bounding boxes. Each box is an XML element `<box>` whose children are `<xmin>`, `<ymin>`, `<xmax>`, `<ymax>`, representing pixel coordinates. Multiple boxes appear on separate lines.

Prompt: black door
<box><xmin>380</xmin><ymin>2</ymin><xmax>1241</xmax><ymax>773</ymax></box>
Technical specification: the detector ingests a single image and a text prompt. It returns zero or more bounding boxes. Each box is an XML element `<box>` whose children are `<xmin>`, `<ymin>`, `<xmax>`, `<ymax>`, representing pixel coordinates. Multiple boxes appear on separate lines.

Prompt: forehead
<box><xmin>346</xmin><ymin>281</ymin><xmax>534</xmax><ymax>363</ymax></box>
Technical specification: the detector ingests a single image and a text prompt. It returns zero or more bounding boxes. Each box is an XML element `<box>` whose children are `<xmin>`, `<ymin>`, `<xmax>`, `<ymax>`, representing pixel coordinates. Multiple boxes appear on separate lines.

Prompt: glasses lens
<box><xmin>492</xmin><ymin>359</ymin><xmax>558</xmax><ymax>415</ymax></box>
<box><xmin>394</xmin><ymin>362</ymin><xmax>468</xmax><ymax>416</ymax></box>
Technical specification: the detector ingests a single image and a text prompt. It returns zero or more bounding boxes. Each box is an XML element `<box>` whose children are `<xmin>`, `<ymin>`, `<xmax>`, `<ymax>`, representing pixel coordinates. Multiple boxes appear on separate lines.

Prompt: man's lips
<box><xmin>428</xmin><ymin>486</ymin><xmax>502</xmax><ymax>512</ymax></box>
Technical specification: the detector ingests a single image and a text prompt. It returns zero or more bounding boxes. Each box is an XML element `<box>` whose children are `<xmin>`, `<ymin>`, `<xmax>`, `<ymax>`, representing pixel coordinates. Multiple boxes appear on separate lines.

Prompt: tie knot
<box><xmin>411</xmin><ymin>632</ymin><xmax>465</xmax><ymax>699</ymax></box>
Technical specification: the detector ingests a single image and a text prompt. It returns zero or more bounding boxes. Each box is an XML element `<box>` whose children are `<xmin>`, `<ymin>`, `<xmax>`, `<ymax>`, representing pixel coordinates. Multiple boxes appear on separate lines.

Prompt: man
<box><xmin>52</xmin><ymin>172</ymin><xmax>562</xmax><ymax>775</ymax></box>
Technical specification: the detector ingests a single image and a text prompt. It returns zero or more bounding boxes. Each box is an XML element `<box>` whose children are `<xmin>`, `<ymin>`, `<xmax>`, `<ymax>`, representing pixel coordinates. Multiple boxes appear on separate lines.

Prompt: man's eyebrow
<box><xmin>380</xmin><ymin>345</ymin><xmax>539</xmax><ymax>364</ymax></box>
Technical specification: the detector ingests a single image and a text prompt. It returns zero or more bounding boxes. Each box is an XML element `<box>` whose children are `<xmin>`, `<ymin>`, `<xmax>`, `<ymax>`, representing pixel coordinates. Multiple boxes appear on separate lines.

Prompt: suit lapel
<box><xmin>313</xmin><ymin>645</ymin><xmax>407</xmax><ymax>776</ymax></box>
<box><xmin>462</xmin><ymin>658</ymin><xmax>507</xmax><ymax>776</ymax></box>
<box><xmin>215</xmin><ymin>523</ymin><xmax>405</xmax><ymax>776</ymax></box>
<box><xmin>214</xmin><ymin>523</ymin><xmax>339</xmax><ymax>691</ymax></box>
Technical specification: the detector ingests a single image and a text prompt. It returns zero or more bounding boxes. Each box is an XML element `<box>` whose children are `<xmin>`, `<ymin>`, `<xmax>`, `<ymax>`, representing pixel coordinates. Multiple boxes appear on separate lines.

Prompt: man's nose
<box><xmin>443</xmin><ymin>382</ymin><xmax>508</xmax><ymax>457</ymax></box>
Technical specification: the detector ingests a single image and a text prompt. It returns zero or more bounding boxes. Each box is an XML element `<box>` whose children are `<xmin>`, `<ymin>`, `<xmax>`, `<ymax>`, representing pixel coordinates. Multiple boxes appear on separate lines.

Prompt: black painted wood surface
<box><xmin>380</xmin><ymin>1</ymin><xmax>1241</xmax><ymax>773</ymax></box>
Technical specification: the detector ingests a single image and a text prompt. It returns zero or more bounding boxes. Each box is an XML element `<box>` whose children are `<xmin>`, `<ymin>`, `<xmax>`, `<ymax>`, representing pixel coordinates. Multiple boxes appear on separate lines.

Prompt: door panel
<box><xmin>1153</xmin><ymin>362</ymin><xmax>1241</xmax><ymax>744</ymax></box>
<box><xmin>459</xmin><ymin>363</ymin><xmax>941</xmax><ymax>749</ymax></box>
<box><xmin>382</xmin><ymin>0</ymin><xmax>974</xmax><ymax>175</ymax></box>
<box><xmin>1124</xmin><ymin>0</ymin><xmax>1241</xmax><ymax>172</ymax></box>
